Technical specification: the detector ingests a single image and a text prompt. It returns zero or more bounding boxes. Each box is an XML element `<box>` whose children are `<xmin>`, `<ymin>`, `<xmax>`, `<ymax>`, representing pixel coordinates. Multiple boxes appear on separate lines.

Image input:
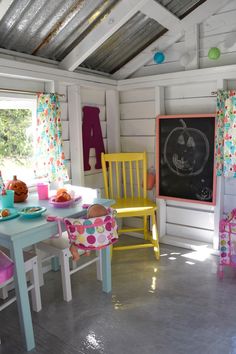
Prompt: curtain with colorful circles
<box><xmin>216</xmin><ymin>90</ymin><xmax>236</xmax><ymax>177</ymax></box>
<box><xmin>34</xmin><ymin>93</ymin><xmax>69</xmax><ymax>183</ymax></box>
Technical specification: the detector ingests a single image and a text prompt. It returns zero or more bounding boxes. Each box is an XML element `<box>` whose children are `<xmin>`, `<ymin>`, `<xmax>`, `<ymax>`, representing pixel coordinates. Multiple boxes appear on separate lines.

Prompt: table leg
<box><xmin>10</xmin><ymin>242</ymin><xmax>35</xmax><ymax>351</ymax></box>
<box><xmin>101</xmin><ymin>246</ymin><xmax>112</xmax><ymax>293</ymax></box>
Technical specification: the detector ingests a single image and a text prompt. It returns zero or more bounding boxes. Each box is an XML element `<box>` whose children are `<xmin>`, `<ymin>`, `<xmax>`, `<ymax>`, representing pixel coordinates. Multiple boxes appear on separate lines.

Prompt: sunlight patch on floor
<box><xmin>181</xmin><ymin>246</ymin><xmax>211</xmax><ymax>262</ymax></box>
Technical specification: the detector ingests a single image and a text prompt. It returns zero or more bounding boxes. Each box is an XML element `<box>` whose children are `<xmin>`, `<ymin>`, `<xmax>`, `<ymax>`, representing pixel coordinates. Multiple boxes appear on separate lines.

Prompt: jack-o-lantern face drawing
<box><xmin>192</xmin><ymin>178</ymin><xmax>213</xmax><ymax>201</ymax></box>
<box><xmin>164</xmin><ymin>119</ymin><xmax>209</xmax><ymax>176</ymax></box>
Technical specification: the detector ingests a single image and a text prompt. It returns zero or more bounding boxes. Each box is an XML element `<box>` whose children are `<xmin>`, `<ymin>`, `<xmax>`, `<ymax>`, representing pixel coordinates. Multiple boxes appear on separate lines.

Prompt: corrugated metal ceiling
<box><xmin>0</xmin><ymin>0</ymin><xmax>206</xmax><ymax>74</ymax></box>
<box><xmin>0</xmin><ymin>0</ymin><xmax>120</xmax><ymax>60</ymax></box>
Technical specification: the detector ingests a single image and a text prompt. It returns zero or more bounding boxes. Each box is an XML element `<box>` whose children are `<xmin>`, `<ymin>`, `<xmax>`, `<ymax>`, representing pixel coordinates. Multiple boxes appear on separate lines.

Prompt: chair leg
<box><xmin>96</xmin><ymin>250</ymin><xmax>102</xmax><ymax>281</ymax></box>
<box><xmin>35</xmin><ymin>247</ymin><xmax>45</xmax><ymax>287</ymax></box>
<box><xmin>151</xmin><ymin>210</ymin><xmax>160</xmax><ymax>260</ymax></box>
<box><xmin>29</xmin><ymin>257</ymin><xmax>42</xmax><ymax>312</ymax></box>
<box><xmin>60</xmin><ymin>251</ymin><xmax>72</xmax><ymax>302</ymax></box>
<box><xmin>0</xmin><ymin>286</ymin><xmax>8</xmax><ymax>300</ymax></box>
<box><xmin>144</xmin><ymin>216</ymin><xmax>149</xmax><ymax>240</ymax></box>
<box><xmin>71</xmin><ymin>259</ymin><xmax>78</xmax><ymax>270</ymax></box>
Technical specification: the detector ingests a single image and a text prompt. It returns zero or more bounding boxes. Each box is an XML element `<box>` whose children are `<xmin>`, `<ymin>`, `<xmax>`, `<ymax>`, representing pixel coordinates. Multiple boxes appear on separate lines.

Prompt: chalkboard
<box><xmin>156</xmin><ymin>114</ymin><xmax>216</xmax><ymax>205</ymax></box>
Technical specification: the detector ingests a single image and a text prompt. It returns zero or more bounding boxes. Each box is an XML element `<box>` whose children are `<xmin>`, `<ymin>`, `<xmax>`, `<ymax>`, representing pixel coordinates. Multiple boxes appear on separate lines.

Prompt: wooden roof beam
<box><xmin>60</xmin><ymin>0</ymin><xmax>150</xmax><ymax>72</ymax></box>
<box><xmin>113</xmin><ymin>0</ymin><xmax>232</xmax><ymax>79</ymax></box>
<box><xmin>0</xmin><ymin>0</ymin><xmax>14</xmax><ymax>21</ymax></box>
<box><xmin>140</xmin><ymin>0</ymin><xmax>183</xmax><ymax>32</ymax></box>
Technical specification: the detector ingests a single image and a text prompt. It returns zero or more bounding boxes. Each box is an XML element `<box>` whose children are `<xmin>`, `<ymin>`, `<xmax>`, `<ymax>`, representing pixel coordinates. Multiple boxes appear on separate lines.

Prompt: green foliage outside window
<box><xmin>0</xmin><ymin>109</ymin><xmax>33</xmax><ymax>163</ymax></box>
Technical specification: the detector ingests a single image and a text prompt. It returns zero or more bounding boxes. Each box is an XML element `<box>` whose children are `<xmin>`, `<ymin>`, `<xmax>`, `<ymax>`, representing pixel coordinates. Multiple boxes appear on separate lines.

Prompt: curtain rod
<box><xmin>0</xmin><ymin>88</ymin><xmax>65</xmax><ymax>97</ymax></box>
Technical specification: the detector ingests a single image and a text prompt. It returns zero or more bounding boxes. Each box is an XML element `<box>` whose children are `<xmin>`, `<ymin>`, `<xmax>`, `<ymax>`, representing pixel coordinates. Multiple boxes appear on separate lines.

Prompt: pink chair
<box><xmin>0</xmin><ymin>249</ymin><xmax>14</xmax><ymax>287</ymax></box>
<box><xmin>0</xmin><ymin>248</ymin><xmax>42</xmax><ymax>344</ymax></box>
<box><xmin>0</xmin><ymin>250</ymin><xmax>14</xmax><ymax>344</ymax></box>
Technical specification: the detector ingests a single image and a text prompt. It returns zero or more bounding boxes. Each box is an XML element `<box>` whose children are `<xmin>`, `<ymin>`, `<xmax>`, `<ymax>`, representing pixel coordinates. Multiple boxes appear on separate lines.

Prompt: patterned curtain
<box><xmin>216</xmin><ymin>90</ymin><xmax>236</xmax><ymax>177</ymax></box>
<box><xmin>34</xmin><ymin>93</ymin><xmax>69</xmax><ymax>183</ymax></box>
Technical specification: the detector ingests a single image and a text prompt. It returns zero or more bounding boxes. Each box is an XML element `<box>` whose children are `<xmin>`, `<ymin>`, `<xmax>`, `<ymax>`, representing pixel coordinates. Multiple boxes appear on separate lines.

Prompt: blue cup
<box><xmin>0</xmin><ymin>190</ymin><xmax>15</xmax><ymax>208</ymax></box>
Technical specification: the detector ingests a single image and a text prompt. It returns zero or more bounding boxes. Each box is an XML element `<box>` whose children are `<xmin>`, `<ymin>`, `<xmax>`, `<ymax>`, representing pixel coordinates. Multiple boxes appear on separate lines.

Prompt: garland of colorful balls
<box><xmin>153</xmin><ymin>46</ymin><xmax>221</xmax><ymax>66</ymax></box>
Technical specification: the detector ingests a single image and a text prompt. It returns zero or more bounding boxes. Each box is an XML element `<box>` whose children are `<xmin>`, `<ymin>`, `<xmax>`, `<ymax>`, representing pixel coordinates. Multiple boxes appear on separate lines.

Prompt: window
<box><xmin>0</xmin><ymin>95</ymin><xmax>37</xmax><ymax>186</ymax></box>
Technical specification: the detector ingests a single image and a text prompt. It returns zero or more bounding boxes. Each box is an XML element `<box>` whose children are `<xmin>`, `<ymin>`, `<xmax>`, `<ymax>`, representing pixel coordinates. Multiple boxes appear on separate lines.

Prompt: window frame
<box><xmin>0</xmin><ymin>92</ymin><xmax>38</xmax><ymax>190</ymax></box>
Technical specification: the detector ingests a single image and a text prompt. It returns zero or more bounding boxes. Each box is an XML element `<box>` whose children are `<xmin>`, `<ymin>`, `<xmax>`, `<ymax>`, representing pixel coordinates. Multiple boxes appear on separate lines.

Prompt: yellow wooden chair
<box><xmin>101</xmin><ymin>152</ymin><xmax>160</xmax><ymax>259</ymax></box>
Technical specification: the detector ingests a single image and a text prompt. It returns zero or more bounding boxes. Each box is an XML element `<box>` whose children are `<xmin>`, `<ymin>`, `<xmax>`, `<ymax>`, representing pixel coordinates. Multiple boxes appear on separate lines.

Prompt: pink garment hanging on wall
<box><xmin>82</xmin><ymin>106</ymin><xmax>105</xmax><ymax>171</ymax></box>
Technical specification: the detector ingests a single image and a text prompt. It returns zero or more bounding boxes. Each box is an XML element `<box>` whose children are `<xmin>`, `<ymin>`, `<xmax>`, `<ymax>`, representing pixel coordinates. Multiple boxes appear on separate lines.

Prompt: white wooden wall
<box><xmin>0</xmin><ymin>76</ymin><xmax>45</xmax><ymax>93</ymax></box>
<box><xmin>57</xmin><ymin>84</ymin><xmax>71</xmax><ymax>180</ymax></box>
<box><xmin>119</xmin><ymin>87</ymin><xmax>157</xmax><ymax>233</ymax></box>
<box><xmin>132</xmin><ymin>2</ymin><xmax>236</xmax><ymax>78</ymax></box>
<box><xmin>80</xmin><ymin>87</ymin><xmax>106</xmax><ymax>191</ymax></box>
<box><xmin>120</xmin><ymin>88</ymin><xmax>156</xmax><ymax>201</ymax></box>
<box><xmin>120</xmin><ymin>80</ymin><xmax>226</xmax><ymax>247</ymax></box>
<box><xmin>118</xmin><ymin>78</ymin><xmax>236</xmax><ymax>249</ymax></box>
<box><xmin>162</xmin><ymin>82</ymin><xmax>216</xmax><ymax>248</ymax></box>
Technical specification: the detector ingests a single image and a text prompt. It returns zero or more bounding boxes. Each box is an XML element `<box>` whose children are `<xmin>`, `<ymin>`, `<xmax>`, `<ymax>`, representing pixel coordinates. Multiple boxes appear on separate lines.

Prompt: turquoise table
<box><xmin>0</xmin><ymin>187</ymin><xmax>113</xmax><ymax>351</ymax></box>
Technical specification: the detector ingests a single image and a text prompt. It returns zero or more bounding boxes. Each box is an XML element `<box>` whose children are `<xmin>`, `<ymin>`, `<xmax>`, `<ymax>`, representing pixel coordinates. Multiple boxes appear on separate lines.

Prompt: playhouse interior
<box><xmin>1</xmin><ymin>0</ymin><xmax>236</xmax><ymax>353</ymax></box>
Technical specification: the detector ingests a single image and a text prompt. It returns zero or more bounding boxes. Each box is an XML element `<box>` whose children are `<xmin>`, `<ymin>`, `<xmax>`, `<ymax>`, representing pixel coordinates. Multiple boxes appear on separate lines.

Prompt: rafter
<box><xmin>183</xmin><ymin>24</ymin><xmax>200</xmax><ymax>70</ymax></box>
<box><xmin>60</xmin><ymin>0</ymin><xmax>150</xmax><ymax>72</ymax></box>
<box><xmin>140</xmin><ymin>0</ymin><xmax>183</xmax><ymax>32</ymax></box>
<box><xmin>0</xmin><ymin>0</ymin><xmax>13</xmax><ymax>21</ymax></box>
<box><xmin>113</xmin><ymin>0</ymin><xmax>232</xmax><ymax>79</ymax></box>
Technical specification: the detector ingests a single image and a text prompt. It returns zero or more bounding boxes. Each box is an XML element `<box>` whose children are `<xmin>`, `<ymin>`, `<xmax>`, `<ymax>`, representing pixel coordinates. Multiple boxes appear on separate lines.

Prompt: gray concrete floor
<box><xmin>1</xmin><ymin>238</ymin><xmax>236</xmax><ymax>354</ymax></box>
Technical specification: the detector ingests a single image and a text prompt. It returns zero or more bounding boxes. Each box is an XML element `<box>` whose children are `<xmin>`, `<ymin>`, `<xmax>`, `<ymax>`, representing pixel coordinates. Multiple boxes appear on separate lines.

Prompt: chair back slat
<box><xmin>108</xmin><ymin>161</ymin><xmax>114</xmax><ymax>198</ymax></box>
<box><xmin>129</xmin><ymin>161</ymin><xmax>134</xmax><ymax>198</ymax></box>
<box><xmin>136</xmin><ymin>160</ymin><xmax>141</xmax><ymax>198</ymax></box>
<box><xmin>115</xmin><ymin>161</ymin><xmax>120</xmax><ymax>198</ymax></box>
<box><xmin>122</xmin><ymin>161</ymin><xmax>127</xmax><ymax>198</ymax></box>
<box><xmin>101</xmin><ymin>153</ymin><xmax>109</xmax><ymax>198</ymax></box>
<box><xmin>143</xmin><ymin>152</ymin><xmax>147</xmax><ymax>198</ymax></box>
<box><xmin>101</xmin><ymin>152</ymin><xmax>148</xmax><ymax>199</ymax></box>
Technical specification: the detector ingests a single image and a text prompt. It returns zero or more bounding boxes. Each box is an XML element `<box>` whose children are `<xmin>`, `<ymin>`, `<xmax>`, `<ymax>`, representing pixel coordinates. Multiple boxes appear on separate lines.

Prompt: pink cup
<box><xmin>37</xmin><ymin>183</ymin><xmax>49</xmax><ymax>200</ymax></box>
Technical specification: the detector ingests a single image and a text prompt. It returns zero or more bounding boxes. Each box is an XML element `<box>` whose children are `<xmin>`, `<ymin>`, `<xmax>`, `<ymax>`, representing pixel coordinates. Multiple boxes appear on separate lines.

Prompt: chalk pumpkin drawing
<box><xmin>163</xmin><ymin>119</ymin><xmax>209</xmax><ymax>177</ymax></box>
<box><xmin>157</xmin><ymin>114</ymin><xmax>216</xmax><ymax>204</ymax></box>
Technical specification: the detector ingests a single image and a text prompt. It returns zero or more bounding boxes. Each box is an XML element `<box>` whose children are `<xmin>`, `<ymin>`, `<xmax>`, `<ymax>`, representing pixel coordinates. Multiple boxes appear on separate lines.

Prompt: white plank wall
<box><xmin>43</xmin><ymin>81</ymin><xmax>71</xmax><ymax>181</ymax></box>
<box><xmin>0</xmin><ymin>76</ymin><xmax>45</xmax><ymax>93</ymax></box>
<box><xmin>119</xmin><ymin>87</ymin><xmax>156</xmax><ymax>230</ymax></box>
<box><xmin>120</xmin><ymin>88</ymin><xmax>156</xmax><ymax>168</ymax></box>
<box><xmin>119</xmin><ymin>80</ymin><xmax>220</xmax><ymax>247</ymax></box>
<box><xmin>119</xmin><ymin>73</ymin><xmax>236</xmax><ymax>249</ymax></box>
<box><xmin>132</xmin><ymin>1</ymin><xmax>236</xmax><ymax>78</ymax></box>
<box><xmin>57</xmin><ymin>85</ymin><xmax>72</xmax><ymax>181</ymax></box>
<box><xmin>80</xmin><ymin>87</ymin><xmax>106</xmax><ymax>190</ymax></box>
<box><xmin>164</xmin><ymin>81</ymin><xmax>218</xmax><ymax>247</ymax></box>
